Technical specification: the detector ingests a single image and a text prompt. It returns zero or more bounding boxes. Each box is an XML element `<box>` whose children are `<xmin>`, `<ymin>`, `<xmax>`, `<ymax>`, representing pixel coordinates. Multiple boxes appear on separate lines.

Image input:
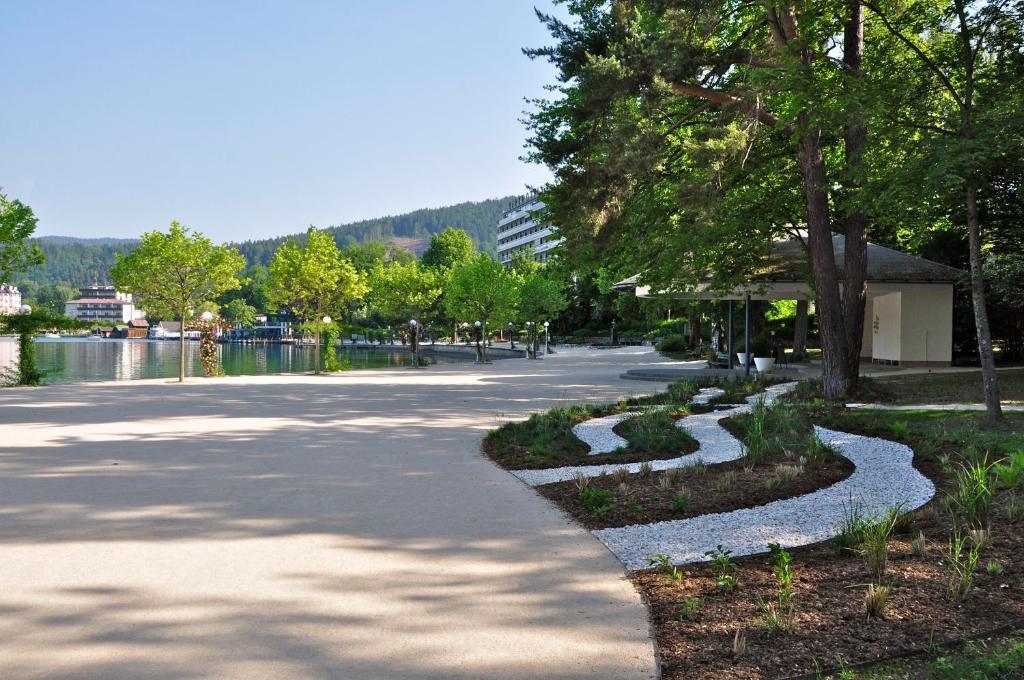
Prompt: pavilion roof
<box><xmin>614</xmin><ymin>235</ymin><xmax>961</xmax><ymax>292</ymax></box>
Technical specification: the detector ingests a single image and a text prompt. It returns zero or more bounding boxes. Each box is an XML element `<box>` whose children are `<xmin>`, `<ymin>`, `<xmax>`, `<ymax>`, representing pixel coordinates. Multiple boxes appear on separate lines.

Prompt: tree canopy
<box><xmin>268</xmin><ymin>227</ymin><xmax>366</xmax><ymax>373</ymax></box>
<box><xmin>421</xmin><ymin>227</ymin><xmax>477</xmax><ymax>271</ymax></box>
<box><xmin>111</xmin><ymin>221</ymin><xmax>246</xmax><ymax>382</ymax></box>
<box><xmin>0</xmin><ymin>189</ymin><xmax>44</xmax><ymax>283</ymax></box>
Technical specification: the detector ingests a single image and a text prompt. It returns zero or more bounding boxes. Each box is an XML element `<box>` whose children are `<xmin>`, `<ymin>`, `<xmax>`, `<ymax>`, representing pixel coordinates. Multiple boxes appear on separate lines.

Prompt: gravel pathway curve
<box><xmin>511</xmin><ymin>383</ymin><xmax>797</xmax><ymax>487</ymax></box>
<box><xmin>593</xmin><ymin>426</ymin><xmax>936</xmax><ymax>569</ymax></box>
<box><xmin>572</xmin><ymin>413</ymin><xmax>632</xmax><ymax>455</ymax></box>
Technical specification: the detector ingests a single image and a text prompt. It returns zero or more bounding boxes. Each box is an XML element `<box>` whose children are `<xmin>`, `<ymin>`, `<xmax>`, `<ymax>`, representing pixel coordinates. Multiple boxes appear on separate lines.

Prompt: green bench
<box><xmin>706</xmin><ymin>352</ymin><xmax>730</xmax><ymax>368</ymax></box>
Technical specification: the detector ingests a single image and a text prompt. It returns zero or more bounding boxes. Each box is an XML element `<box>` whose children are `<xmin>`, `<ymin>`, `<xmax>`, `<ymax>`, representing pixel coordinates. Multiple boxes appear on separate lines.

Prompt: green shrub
<box><xmin>580</xmin><ymin>488</ymin><xmax>614</xmax><ymax>517</ymax></box>
<box><xmin>992</xmin><ymin>450</ymin><xmax>1024</xmax><ymax>490</ymax></box>
<box><xmin>655</xmin><ymin>334</ymin><xmax>688</xmax><ymax>353</ymax></box>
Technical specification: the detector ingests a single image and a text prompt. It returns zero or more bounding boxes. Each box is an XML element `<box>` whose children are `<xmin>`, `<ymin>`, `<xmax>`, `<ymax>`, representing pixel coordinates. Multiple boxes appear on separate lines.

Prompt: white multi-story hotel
<box><xmin>0</xmin><ymin>284</ymin><xmax>22</xmax><ymax>315</ymax></box>
<box><xmin>65</xmin><ymin>285</ymin><xmax>145</xmax><ymax>324</ymax></box>
<box><xmin>496</xmin><ymin>194</ymin><xmax>562</xmax><ymax>266</ymax></box>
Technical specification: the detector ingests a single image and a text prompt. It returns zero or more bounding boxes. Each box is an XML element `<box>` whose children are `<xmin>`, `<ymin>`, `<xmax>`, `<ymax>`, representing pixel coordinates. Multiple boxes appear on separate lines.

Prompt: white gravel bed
<box><xmin>691</xmin><ymin>387</ymin><xmax>726</xmax><ymax>405</ymax></box>
<box><xmin>511</xmin><ymin>383</ymin><xmax>798</xmax><ymax>486</ymax></box>
<box><xmin>572</xmin><ymin>413</ymin><xmax>632</xmax><ymax>455</ymax></box>
<box><xmin>593</xmin><ymin>426</ymin><xmax>936</xmax><ymax>570</ymax></box>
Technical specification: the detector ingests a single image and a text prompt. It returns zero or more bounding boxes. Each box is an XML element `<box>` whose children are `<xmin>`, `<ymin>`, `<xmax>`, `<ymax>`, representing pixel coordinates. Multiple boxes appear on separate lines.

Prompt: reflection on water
<box><xmin>0</xmin><ymin>338</ymin><xmax>458</xmax><ymax>384</ymax></box>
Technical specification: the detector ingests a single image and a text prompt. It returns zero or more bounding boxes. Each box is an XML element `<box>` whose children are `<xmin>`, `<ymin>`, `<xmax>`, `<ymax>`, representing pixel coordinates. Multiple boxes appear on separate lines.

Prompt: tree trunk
<box><xmin>841</xmin><ymin>0</ymin><xmax>869</xmax><ymax>386</ymax></box>
<box><xmin>799</xmin><ymin>122</ymin><xmax>854</xmax><ymax>398</ymax></box>
<box><xmin>966</xmin><ymin>181</ymin><xmax>1002</xmax><ymax>421</ymax></box>
<box><xmin>314</xmin><ymin>320</ymin><xmax>321</xmax><ymax>375</ymax></box>
<box><xmin>482</xmin><ymin>321</ymin><xmax>488</xmax><ymax>363</ymax></box>
<box><xmin>688</xmin><ymin>307</ymin><xmax>701</xmax><ymax>348</ymax></box>
<box><xmin>178</xmin><ymin>312</ymin><xmax>186</xmax><ymax>383</ymax></box>
<box><xmin>793</xmin><ymin>299</ymin><xmax>809</xmax><ymax>361</ymax></box>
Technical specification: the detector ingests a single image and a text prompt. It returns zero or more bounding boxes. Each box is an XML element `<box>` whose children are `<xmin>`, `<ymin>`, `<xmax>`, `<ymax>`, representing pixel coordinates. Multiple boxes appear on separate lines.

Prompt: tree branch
<box><xmin>864</xmin><ymin>1</ymin><xmax>965</xmax><ymax>108</ymax></box>
<box><xmin>668</xmin><ymin>81</ymin><xmax>792</xmax><ymax>133</ymax></box>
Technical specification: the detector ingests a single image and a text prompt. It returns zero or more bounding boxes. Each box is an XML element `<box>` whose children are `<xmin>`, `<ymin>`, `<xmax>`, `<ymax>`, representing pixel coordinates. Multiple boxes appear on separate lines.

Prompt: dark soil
<box><xmin>536</xmin><ymin>454</ymin><xmax>853</xmax><ymax>530</ymax></box>
<box><xmin>633</xmin><ymin>418</ymin><xmax>1024</xmax><ymax>679</ymax></box>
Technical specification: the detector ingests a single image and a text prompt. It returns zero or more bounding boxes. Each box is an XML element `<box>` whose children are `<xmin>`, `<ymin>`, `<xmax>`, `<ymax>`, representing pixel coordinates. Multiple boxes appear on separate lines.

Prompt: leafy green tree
<box><xmin>111</xmin><ymin>221</ymin><xmax>246</xmax><ymax>383</ymax></box>
<box><xmin>445</xmin><ymin>254</ymin><xmax>519</xmax><ymax>362</ymax></box>
<box><xmin>367</xmin><ymin>260</ymin><xmax>442</xmax><ymax>361</ymax></box>
<box><xmin>368</xmin><ymin>260</ymin><xmax>441</xmax><ymax>321</ymax></box>
<box><xmin>223</xmin><ymin>298</ymin><xmax>257</xmax><ymax>329</ymax></box>
<box><xmin>268</xmin><ymin>227</ymin><xmax>366</xmax><ymax>374</ymax></box>
<box><xmin>421</xmin><ymin>227</ymin><xmax>476</xmax><ymax>270</ymax></box>
<box><xmin>865</xmin><ymin>0</ymin><xmax>1024</xmax><ymax>421</ymax></box>
<box><xmin>525</xmin><ymin>2</ymin><xmax>887</xmax><ymax>397</ymax></box>
<box><xmin>0</xmin><ymin>189</ymin><xmax>44</xmax><ymax>283</ymax></box>
<box><xmin>517</xmin><ymin>269</ymin><xmax>568</xmax><ymax>357</ymax></box>
<box><xmin>24</xmin><ymin>283</ymin><xmax>77</xmax><ymax>316</ymax></box>
<box><xmin>0</xmin><ymin>309</ymin><xmax>88</xmax><ymax>385</ymax></box>
<box><xmin>343</xmin><ymin>241</ymin><xmax>416</xmax><ymax>273</ymax></box>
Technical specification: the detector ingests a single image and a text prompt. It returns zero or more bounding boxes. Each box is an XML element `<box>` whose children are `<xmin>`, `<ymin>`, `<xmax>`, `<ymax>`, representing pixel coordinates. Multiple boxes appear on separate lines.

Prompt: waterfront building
<box><xmin>496</xmin><ymin>194</ymin><xmax>562</xmax><ymax>266</ymax></box>
<box><xmin>0</xmin><ymin>284</ymin><xmax>22</xmax><ymax>315</ymax></box>
<box><xmin>65</xmin><ymin>285</ymin><xmax>145</xmax><ymax>324</ymax></box>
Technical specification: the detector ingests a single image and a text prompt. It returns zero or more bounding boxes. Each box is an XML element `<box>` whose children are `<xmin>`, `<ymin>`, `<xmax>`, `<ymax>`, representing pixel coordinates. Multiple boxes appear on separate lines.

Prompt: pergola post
<box><xmin>727</xmin><ymin>300</ymin><xmax>734</xmax><ymax>370</ymax></box>
<box><xmin>744</xmin><ymin>293</ymin><xmax>752</xmax><ymax>377</ymax></box>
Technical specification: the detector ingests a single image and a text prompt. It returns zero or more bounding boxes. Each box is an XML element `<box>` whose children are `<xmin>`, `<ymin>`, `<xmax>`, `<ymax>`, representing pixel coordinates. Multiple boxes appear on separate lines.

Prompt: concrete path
<box><xmin>0</xmin><ymin>347</ymin><xmax>670</xmax><ymax>680</ymax></box>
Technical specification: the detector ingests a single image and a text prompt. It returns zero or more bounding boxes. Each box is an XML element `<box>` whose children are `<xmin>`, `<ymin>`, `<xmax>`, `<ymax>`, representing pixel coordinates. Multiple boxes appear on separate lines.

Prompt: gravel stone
<box><xmin>593</xmin><ymin>426</ymin><xmax>936</xmax><ymax>569</ymax></box>
<box><xmin>512</xmin><ymin>383</ymin><xmax>797</xmax><ymax>486</ymax></box>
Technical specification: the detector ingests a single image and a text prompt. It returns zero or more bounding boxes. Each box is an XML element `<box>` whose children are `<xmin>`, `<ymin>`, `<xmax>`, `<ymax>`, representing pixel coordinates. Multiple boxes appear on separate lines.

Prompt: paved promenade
<box><xmin>0</xmin><ymin>348</ymin><xmax>670</xmax><ymax>680</ymax></box>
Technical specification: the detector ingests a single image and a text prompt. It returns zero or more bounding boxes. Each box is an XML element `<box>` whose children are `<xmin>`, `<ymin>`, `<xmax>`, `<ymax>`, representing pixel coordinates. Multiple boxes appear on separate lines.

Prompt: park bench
<box><xmin>706</xmin><ymin>352</ymin><xmax>730</xmax><ymax>368</ymax></box>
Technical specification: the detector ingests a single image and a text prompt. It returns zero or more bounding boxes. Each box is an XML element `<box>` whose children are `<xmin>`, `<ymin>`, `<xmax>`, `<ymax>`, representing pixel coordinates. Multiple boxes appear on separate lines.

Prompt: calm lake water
<box><xmin>0</xmin><ymin>337</ymin><xmax>467</xmax><ymax>384</ymax></box>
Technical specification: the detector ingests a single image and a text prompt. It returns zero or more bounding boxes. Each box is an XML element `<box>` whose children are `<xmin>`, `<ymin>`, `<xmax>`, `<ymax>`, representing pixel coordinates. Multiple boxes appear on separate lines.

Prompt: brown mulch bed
<box><xmin>631</xmin><ymin>435</ymin><xmax>1024</xmax><ymax>679</ymax></box>
<box><xmin>535</xmin><ymin>455</ymin><xmax>854</xmax><ymax>530</ymax></box>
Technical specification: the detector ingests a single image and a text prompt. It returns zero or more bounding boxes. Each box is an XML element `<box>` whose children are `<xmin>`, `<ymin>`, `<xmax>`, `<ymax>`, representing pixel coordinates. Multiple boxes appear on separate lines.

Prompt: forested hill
<box><xmin>19</xmin><ymin>195</ymin><xmax>515</xmax><ymax>289</ymax></box>
<box><xmin>234</xmin><ymin>196</ymin><xmax>513</xmax><ymax>266</ymax></box>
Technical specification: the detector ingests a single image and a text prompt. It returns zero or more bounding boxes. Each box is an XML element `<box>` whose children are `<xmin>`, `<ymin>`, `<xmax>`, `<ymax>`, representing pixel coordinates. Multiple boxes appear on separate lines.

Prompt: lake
<box><xmin>0</xmin><ymin>337</ymin><xmax>470</xmax><ymax>384</ymax></box>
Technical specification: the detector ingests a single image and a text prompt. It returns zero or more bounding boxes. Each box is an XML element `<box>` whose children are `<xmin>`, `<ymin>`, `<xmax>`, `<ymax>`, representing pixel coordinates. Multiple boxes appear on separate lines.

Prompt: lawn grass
<box><xmin>874</xmin><ymin>367</ymin><xmax>1024</xmax><ymax>405</ymax></box>
<box><xmin>815</xmin><ymin>408</ymin><xmax>1024</xmax><ymax>460</ymax></box>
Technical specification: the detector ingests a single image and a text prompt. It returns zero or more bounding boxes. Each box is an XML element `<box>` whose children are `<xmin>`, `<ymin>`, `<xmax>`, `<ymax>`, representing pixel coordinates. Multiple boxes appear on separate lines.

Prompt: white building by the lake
<box><xmin>65</xmin><ymin>285</ymin><xmax>146</xmax><ymax>324</ymax></box>
<box><xmin>0</xmin><ymin>284</ymin><xmax>22</xmax><ymax>315</ymax></box>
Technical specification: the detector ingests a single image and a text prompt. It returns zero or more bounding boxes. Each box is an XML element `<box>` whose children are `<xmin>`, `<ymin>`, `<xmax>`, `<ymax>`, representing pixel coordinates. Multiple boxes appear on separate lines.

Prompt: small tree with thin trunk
<box><xmin>268</xmin><ymin>228</ymin><xmax>366</xmax><ymax>374</ymax></box>
<box><xmin>445</xmin><ymin>254</ymin><xmax>518</xmax><ymax>363</ymax></box>
<box><xmin>517</xmin><ymin>269</ymin><xmax>568</xmax><ymax>358</ymax></box>
<box><xmin>367</xmin><ymin>260</ymin><xmax>441</xmax><ymax>366</ymax></box>
<box><xmin>112</xmin><ymin>222</ymin><xmax>245</xmax><ymax>383</ymax></box>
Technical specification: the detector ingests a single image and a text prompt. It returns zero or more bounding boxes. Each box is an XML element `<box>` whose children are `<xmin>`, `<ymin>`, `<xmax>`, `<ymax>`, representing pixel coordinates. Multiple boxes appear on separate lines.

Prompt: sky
<box><xmin>0</xmin><ymin>1</ymin><xmax>565</xmax><ymax>242</ymax></box>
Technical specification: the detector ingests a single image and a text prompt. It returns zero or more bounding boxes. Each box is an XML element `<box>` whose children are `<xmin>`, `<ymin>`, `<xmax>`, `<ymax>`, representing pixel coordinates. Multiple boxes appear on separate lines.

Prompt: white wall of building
<box><xmin>899</xmin><ymin>285</ymin><xmax>953</xmax><ymax>365</ymax></box>
<box><xmin>868</xmin><ymin>284</ymin><xmax>953</xmax><ymax>365</ymax></box>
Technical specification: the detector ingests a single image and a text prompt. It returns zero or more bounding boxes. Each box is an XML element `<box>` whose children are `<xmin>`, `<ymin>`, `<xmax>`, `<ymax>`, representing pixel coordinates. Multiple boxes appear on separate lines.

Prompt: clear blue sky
<box><xmin>0</xmin><ymin>1</ymin><xmax>564</xmax><ymax>242</ymax></box>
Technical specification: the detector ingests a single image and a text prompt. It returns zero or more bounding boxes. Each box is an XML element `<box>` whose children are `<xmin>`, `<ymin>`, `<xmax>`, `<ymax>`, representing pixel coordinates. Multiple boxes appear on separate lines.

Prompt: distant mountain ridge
<box><xmin>20</xmin><ymin>195</ymin><xmax>515</xmax><ymax>289</ymax></box>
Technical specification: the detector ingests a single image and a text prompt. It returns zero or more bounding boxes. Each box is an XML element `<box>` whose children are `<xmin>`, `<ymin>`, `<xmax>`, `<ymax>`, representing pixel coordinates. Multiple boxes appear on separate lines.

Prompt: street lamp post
<box><xmin>474</xmin><ymin>320</ymin><xmax>482</xmax><ymax>363</ymax></box>
<box><xmin>544</xmin><ymin>321</ymin><xmax>551</xmax><ymax>354</ymax></box>
<box><xmin>409</xmin><ymin>319</ymin><xmax>421</xmax><ymax>368</ymax></box>
<box><xmin>611</xmin><ymin>319</ymin><xmax>618</xmax><ymax>346</ymax></box>
<box><xmin>508</xmin><ymin>322</ymin><xmax>515</xmax><ymax>350</ymax></box>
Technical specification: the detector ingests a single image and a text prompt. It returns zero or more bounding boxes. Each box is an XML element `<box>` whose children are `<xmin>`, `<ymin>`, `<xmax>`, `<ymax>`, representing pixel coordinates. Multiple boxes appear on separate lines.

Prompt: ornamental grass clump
<box><xmin>946</xmin><ymin>458</ymin><xmax>994</xmax><ymax>531</ymax></box>
<box><xmin>758</xmin><ymin>543</ymin><xmax>795</xmax><ymax>633</ymax></box>
<box><xmin>946</xmin><ymin>529</ymin><xmax>982</xmax><ymax>601</ymax></box>
<box><xmin>864</xmin><ymin>583</ymin><xmax>892</xmax><ymax>619</ymax></box>
<box><xmin>862</xmin><ymin>507</ymin><xmax>902</xmax><ymax>584</ymax></box>
<box><xmin>834</xmin><ymin>503</ymin><xmax>872</xmax><ymax>555</ymax></box>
